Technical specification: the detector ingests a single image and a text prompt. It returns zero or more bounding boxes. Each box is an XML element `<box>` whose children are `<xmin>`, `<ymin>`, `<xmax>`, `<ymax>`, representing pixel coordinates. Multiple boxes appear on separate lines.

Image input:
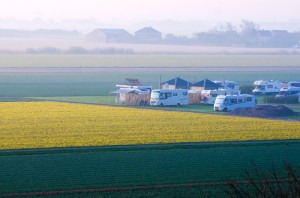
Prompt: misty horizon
<box><xmin>0</xmin><ymin>0</ymin><xmax>300</xmax><ymax>36</ymax></box>
<box><xmin>1</xmin><ymin>18</ymin><xmax>300</xmax><ymax>36</ymax></box>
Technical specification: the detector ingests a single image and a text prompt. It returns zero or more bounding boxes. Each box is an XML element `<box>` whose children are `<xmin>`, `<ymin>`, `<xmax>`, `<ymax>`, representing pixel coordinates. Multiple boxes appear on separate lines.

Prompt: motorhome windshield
<box><xmin>255</xmin><ymin>85</ymin><xmax>265</xmax><ymax>90</ymax></box>
<box><xmin>151</xmin><ymin>91</ymin><xmax>160</xmax><ymax>99</ymax></box>
<box><xmin>215</xmin><ymin>98</ymin><xmax>225</xmax><ymax>104</ymax></box>
<box><xmin>277</xmin><ymin>91</ymin><xmax>286</xmax><ymax>96</ymax></box>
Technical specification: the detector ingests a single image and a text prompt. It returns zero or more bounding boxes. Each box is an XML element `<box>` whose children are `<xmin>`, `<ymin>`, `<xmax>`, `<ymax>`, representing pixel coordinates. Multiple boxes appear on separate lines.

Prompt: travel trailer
<box><xmin>111</xmin><ymin>84</ymin><xmax>152</xmax><ymax>105</ymax></box>
<box><xmin>201</xmin><ymin>89</ymin><xmax>240</xmax><ymax>105</ymax></box>
<box><xmin>287</xmin><ymin>81</ymin><xmax>300</xmax><ymax>88</ymax></box>
<box><xmin>252</xmin><ymin>80</ymin><xmax>281</xmax><ymax>95</ymax></box>
<box><xmin>214</xmin><ymin>94</ymin><xmax>256</xmax><ymax>111</ymax></box>
<box><xmin>276</xmin><ymin>87</ymin><xmax>300</xmax><ymax>98</ymax></box>
<box><xmin>150</xmin><ymin>89</ymin><xmax>188</xmax><ymax>106</ymax></box>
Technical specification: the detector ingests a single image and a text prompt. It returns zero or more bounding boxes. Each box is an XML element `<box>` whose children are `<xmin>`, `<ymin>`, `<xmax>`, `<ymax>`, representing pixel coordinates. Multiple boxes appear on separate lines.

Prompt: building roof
<box><xmin>161</xmin><ymin>77</ymin><xmax>190</xmax><ymax>87</ymax></box>
<box><xmin>135</xmin><ymin>27</ymin><xmax>161</xmax><ymax>34</ymax></box>
<box><xmin>125</xmin><ymin>78</ymin><xmax>143</xmax><ymax>86</ymax></box>
<box><xmin>95</xmin><ymin>28</ymin><xmax>131</xmax><ymax>35</ymax></box>
<box><xmin>191</xmin><ymin>79</ymin><xmax>222</xmax><ymax>90</ymax></box>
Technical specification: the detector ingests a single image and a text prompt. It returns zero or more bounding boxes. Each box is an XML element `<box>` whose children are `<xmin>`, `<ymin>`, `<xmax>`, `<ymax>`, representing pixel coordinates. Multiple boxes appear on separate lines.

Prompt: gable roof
<box><xmin>125</xmin><ymin>78</ymin><xmax>143</xmax><ymax>86</ymax></box>
<box><xmin>91</xmin><ymin>29</ymin><xmax>132</xmax><ymax>36</ymax></box>
<box><xmin>191</xmin><ymin>79</ymin><xmax>222</xmax><ymax>90</ymax></box>
<box><xmin>135</xmin><ymin>27</ymin><xmax>161</xmax><ymax>34</ymax></box>
<box><xmin>161</xmin><ymin>77</ymin><xmax>190</xmax><ymax>87</ymax></box>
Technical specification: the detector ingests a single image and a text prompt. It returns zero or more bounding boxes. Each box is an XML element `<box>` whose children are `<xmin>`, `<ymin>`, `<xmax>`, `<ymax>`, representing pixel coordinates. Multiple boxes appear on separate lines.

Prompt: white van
<box><xmin>214</xmin><ymin>94</ymin><xmax>256</xmax><ymax>111</ymax></box>
<box><xmin>276</xmin><ymin>87</ymin><xmax>300</xmax><ymax>98</ymax></box>
<box><xmin>150</xmin><ymin>89</ymin><xmax>188</xmax><ymax>106</ymax></box>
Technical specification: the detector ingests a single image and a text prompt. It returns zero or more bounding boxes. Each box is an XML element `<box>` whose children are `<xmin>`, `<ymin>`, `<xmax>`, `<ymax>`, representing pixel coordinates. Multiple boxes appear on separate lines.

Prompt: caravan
<box><xmin>150</xmin><ymin>89</ymin><xmax>188</xmax><ymax>106</ymax></box>
<box><xmin>276</xmin><ymin>87</ymin><xmax>300</xmax><ymax>98</ymax></box>
<box><xmin>252</xmin><ymin>80</ymin><xmax>281</xmax><ymax>95</ymax></box>
<box><xmin>201</xmin><ymin>89</ymin><xmax>240</xmax><ymax>105</ymax></box>
<box><xmin>214</xmin><ymin>94</ymin><xmax>256</xmax><ymax>111</ymax></box>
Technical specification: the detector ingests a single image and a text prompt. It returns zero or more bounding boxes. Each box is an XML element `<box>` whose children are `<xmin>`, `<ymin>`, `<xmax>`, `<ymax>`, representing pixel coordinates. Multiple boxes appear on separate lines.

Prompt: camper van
<box><xmin>214</xmin><ymin>94</ymin><xmax>256</xmax><ymax>111</ymax></box>
<box><xmin>252</xmin><ymin>80</ymin><xmax>281</xmax><ymax>95</ymax></box>
<box><xmin>276</xmin><ymin>87</ymin><xmax>300</xmax><ymax>98</ymax></box>
<box><xmin>150</xmin><ymin>89</ymin><xmax>188</xmax><ymax>106</ymax></box>
<box><xmin>287</xmin><ymin>81</ymin><xmax>300</xmax><ymax>88</ymax></box>
<box><xmin>201</xmin><ymin>89</ymin><xmax>240</xmax><ymax>105</ymax></box>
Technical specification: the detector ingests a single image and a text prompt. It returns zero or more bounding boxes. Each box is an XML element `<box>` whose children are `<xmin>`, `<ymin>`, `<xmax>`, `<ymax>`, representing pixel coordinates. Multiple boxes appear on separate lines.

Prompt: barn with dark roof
<box><xmin>190</xmin><ymin>79</ymin><xmax>222</xmax><ymax>91</ymax></box>
<box><xmin>135</xmin><ymin>27</ymin><xmax>162</xmax><ymax>43</ymax></box>
<box><xmin>160</xmin><ymin>77</ymin><xmax>191</xmax><ymax>89</ymax></box>
<box><xmin>86</xmin><ymin>28</ymin><xmax>133</xmax><ymax>43</ymax></box>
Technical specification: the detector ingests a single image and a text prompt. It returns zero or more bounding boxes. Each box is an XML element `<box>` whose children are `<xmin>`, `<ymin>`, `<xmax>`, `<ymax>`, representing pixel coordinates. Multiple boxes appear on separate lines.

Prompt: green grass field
<box><xmin>1</xmin><ymin>71</ymin><xmax>300</xmax><ymax>97</ymax></box>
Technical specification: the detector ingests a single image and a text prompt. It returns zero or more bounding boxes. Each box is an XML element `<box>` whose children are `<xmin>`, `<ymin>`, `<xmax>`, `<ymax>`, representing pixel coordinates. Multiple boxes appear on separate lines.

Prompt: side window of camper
<box><xmin>291</xmin><ymin>83</ymin><xmax>300</xmax><ymax>87</ymax></box>
<box><xmin>238</xmin><ymin>99</ymin><xmax>243</xmax><ymax>103</ymax></box>
<box><xmin>160</xmin><ymin>93</ymin><xmax>167</xmax><ymax>99</ymax></box>
<box><xmin>230</xmin><ymin>99</ymin><xmax>237</xmax><ymax>103</ymax></box>
<box><xmin>224</xmin><ymin>99</ymin><xmax>228</xmax><ymax>105</ymax></box>
<box><xmin>167</xmin><ymin>92</ymin><xmax>172</xmax><ymax>97</ymax></box>
<box><xmin>182</xmin><ymin>92</ymin><xmax>187</xmax><ymax>96</ymax></box>
<box><xmin>173</xmin><ymin>93</ymin><xmax>177</xmax><ymax>96</ymax></box>
<box><xmin>247</xmin><ymin>97</ymin><xmax>252</xmax><ymax>101</ymax></box>
<box><xmin>267</xmin><ymin>85</ymin><xmax>273</xmax><ymax>88</ymax></box>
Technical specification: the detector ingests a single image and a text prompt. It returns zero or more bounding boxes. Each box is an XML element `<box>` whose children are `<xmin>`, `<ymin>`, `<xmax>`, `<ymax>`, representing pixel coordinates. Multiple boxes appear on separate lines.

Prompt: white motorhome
<box><xmin>252</xmin><ymin>80</ymin><xmax>281</xmax><ymax>95</ymax></box>
<box><xmin>276</xmin><ymin>87</ymin><xmax>300</xmax><ymax>98</ymax></box>
<box><xmin>214</xmin><ymin>94</ymin><xmax>256</xmax><ymax>111</ymax></box>
<box><xmin>150</xmin><ymin>89</ymin><xmax>188</xmax><ymax>106</ymax></box>
<box><xmin>287</xmin><ymin>81</ymin><xmax>300</xmax><ymax>88</ymax></box>
<box><xmin>201</xmin><ymin>89</ymin><xmax>240</xmax><ymax>105</ymax></box>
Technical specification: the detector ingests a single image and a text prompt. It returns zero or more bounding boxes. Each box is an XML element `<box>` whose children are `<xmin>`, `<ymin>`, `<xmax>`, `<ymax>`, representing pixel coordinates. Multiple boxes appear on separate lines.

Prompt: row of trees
<box><xmin>163</xmin><ymin>20</ymin><xmax>300</xmax><ymax>48</ymax></box>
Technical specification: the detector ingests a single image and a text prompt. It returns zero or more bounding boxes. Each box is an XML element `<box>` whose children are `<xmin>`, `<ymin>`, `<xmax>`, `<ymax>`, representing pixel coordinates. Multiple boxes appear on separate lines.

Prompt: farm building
<box><xmin>161</xmin><ymin>77</ymin><xmax>191</xmax><ymax>89</ymax></box>
<box><xmin>86</xmin><ymin>28</ymin><xmax>133</xmax><ymax>43</ymax></box>
<box><xmin>135</xmin><ymin>27</ymin><xmax>162</xmax><ymax>43</ymax></box>
<box><xmin>111</xmin><ymin>78</ymin><xmax>152</xmax><ymax>106</ymax></box>
<box><xmin>190</xmin><ymin>79</ymin><xmax>222</xmax><ymax>91</ymax></box>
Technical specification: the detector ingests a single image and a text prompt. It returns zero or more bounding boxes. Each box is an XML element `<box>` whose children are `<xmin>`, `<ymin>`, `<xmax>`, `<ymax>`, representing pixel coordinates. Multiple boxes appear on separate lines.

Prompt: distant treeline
<box><xmin>25</xmin><ymin>47</ymin><xmax>135</xmax><ymax>54</ymax></box>
<box><xmin>163</xmin><ymin>20</ymin><xmax>300</xmax><ymax>48</ymax></box>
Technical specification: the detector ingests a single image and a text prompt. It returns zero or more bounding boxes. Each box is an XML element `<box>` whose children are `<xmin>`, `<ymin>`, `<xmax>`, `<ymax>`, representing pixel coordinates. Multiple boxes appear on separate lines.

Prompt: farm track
<box><xmin>1</xmin><ymin>66</ymin><xmax>300</xmax><ymax>73</ymax></box>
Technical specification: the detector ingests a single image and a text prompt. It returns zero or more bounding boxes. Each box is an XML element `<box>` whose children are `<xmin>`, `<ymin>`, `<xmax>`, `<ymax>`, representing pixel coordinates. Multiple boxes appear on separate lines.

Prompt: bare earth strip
<box><xmin>1</xmin><ymin>66</ymin><xmax>300</xmax><ymax>73</ymax></box>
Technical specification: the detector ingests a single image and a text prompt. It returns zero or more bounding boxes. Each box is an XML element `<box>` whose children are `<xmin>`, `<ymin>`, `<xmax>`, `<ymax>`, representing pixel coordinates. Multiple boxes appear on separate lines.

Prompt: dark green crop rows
<box><xmin>1</xmin><ymin>141</ymin><xmax>300</xmax><ymax>196</ymax></box>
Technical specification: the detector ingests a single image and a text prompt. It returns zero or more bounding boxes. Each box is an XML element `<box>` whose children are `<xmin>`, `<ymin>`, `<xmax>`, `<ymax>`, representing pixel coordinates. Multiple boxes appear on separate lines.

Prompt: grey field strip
<box><xmin>1</xmin><ymin>66</ymin><xmax>300</xmax><ymax>73</ymax></box>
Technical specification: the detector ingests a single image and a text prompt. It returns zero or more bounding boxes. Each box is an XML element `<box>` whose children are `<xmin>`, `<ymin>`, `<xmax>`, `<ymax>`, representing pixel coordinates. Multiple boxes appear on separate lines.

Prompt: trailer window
<box><xmin>267</xmin><ymin>85</ymin><xmax>273</xmax><ymax>88</ymax></box>
<box><xmin>167</xmin><ymin>92</ymin><xmax>172</xmax><ymax>97</ymax></box>
<box><xmin>290</xmin><ymin>83</ymin><xmax>300</xmax><ymax>87</ymax></box>
<box><xmin>160</xmin><ymin>93</ymin><xmax>167</xmax><ymax>99</ymax></box>
<box><xmin>238</xmin><ymin>99</ymin><xmax>243</xmax><ymax>103</ymax></box>
<box><xmin>247</xmin><ymin>97</ymin><xmax>252</xmax><ymax>101</ymax></box>
<box><xmin>230</xmin><ymin>99</ymin><xmax>237</xmax><ymax>103</ymax></box>
<box><xmin>173</xmin><ymin>93</ymin><xmax>177</xmax><ymax>96</ymax></box>
<box><xmin>183</xmin><ymin>92</ymin><xmax>187</xmax><ymax>96</ymax></box>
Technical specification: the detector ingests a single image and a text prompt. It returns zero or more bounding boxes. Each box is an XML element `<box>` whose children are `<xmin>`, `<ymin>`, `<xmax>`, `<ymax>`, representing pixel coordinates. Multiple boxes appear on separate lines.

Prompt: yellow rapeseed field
<box><xmin>1</xmin><ymin>102</ymin><xmax>300</xmax><ymax>150</ymax></box>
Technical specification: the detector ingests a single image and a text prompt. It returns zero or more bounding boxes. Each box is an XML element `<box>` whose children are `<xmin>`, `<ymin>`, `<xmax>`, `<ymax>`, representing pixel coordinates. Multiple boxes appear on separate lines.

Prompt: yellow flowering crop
<box><xmin>1</xmin><ymin>102</ymin><xmax>300</xmax><ymax>150</ymax></box>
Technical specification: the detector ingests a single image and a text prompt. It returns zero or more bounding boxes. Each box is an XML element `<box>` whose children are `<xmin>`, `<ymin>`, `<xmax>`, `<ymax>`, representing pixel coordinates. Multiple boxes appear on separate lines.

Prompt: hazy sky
<box><xmin>1</xmin><ymin>0</ymin><xmax>299</xmax><ymax>23</ymax></box>
<box><xmin>0</xmin><ymin>0</ymin><xmax>299</xmax><ymax>35</ymax></box>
